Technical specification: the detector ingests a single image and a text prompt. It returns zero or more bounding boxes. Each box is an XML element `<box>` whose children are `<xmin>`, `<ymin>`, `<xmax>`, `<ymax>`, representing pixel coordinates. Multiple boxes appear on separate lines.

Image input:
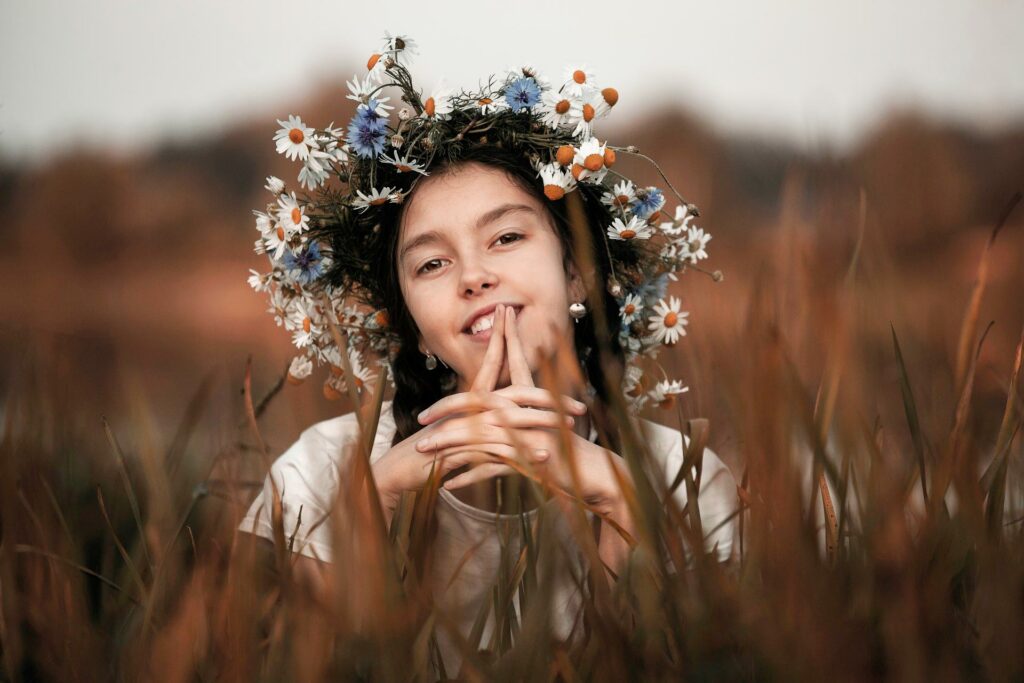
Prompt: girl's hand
<box><xmin>421</xmin><ymin>307</ymin><xmax>627</xmax><ymax>508</ymax></box>
<box><xmin>371</xmin><ymin>305</ymin><xmax>576</xmax><ymax>509</ymax></box>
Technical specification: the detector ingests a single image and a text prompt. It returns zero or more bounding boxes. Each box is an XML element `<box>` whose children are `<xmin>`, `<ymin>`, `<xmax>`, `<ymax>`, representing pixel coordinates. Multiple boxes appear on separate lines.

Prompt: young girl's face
<box><xmin>396</xmin><ymin>162</ymin><xmax>584</xmax><ymax>390</ymax></box>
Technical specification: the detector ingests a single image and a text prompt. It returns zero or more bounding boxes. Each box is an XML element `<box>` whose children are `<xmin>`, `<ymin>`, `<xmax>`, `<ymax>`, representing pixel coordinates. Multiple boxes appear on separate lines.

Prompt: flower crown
<box><xmin>248</xmin><ymin>32</ymin><xmax>716</xmax><ymax>413</ymax></box>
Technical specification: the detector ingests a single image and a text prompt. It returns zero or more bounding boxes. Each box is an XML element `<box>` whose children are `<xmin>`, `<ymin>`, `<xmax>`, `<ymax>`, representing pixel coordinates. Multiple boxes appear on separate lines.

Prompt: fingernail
<box><xmin>565</xmin><ymin>415</ymin><xmax>575</xmax><ymax>426</ymax></box>
<box><xmin>416</xmin><ymin>438</ymin><xmax>431</xmax><ymax>451</ymax></box>
<box><xmin>418</xmin><ymin>409</ymin><xmax>430</xmax><ymax>422</ymax></box>
<box><xmin>572</xmin><ymin>400</ymin><xmax>587</xmax><ymax>413</ymax></box>
<box><xmin>534</xmin><ymin>449</ymin><xmax>549</xmax><ymax>460</ymax></box>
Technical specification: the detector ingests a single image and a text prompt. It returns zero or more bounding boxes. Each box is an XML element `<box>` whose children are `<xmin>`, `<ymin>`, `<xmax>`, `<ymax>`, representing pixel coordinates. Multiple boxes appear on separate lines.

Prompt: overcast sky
<box><xmin>2</xmin><ymin>0</ymin><xmax>1023</xmax><ymax>163</ymax></box>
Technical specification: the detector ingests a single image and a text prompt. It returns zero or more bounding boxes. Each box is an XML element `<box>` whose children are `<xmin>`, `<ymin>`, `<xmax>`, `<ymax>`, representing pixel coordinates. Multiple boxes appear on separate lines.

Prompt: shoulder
<box><xmin>631</xmin><ymin>415</ymin><xmax>740</xmax><ymax>559</ymax></box>
<box><xmin>260</xmin><ymin>400</ymin><xmax>397</xmax><ymax>506</ymax></box>
<box><xmin>281</xmin><ymin>400</ymin><xmax>397</xmax><ymax>467</ymax></box>
<box><xmin>238</xmin><ymin>400</ymin><xmax>398</xmax><ymax>560</ymax></box>
<box><xmin>633</xmin><ymin>416</ymin><xmax>733</xmax><ymax>485</ymax></box>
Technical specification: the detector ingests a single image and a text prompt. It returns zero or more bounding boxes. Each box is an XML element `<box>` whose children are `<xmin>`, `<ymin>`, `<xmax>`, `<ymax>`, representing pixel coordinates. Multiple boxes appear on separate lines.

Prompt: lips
<box><xmin>461</xmin><ymin>303</ymin><xmax>523</xmax><ymax>336</ymax></box>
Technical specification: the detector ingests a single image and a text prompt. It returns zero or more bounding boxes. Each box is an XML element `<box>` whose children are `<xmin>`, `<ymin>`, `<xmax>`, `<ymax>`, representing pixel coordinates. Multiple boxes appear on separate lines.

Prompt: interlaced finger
<box><xmin>470</xmin><ymin>303</ymin><xmax>507</xmax><ymax>393</ymax></box>
<box><xmin>504</xmin><ymin>306</ymin><xmax>534</xmax><ymax>387</ymax></box>
<box><xmin>419</xmin><ymin>385</ymin><xmax>586</xmax><ymax>425</ymax></box>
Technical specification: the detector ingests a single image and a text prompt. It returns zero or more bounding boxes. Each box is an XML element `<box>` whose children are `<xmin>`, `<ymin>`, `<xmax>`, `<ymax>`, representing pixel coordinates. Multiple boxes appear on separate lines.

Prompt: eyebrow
<box><xmin>398</xmin><ymin>203</ymin><xmax>536</xmax><ymax>265</ymax></box>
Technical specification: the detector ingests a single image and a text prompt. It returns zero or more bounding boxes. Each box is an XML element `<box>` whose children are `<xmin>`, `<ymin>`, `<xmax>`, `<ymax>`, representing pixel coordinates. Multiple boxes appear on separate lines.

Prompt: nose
<box><xmin>458</xmin><ymin>256</ymin><xmax>497</xmax><ymax>296</ymax></box>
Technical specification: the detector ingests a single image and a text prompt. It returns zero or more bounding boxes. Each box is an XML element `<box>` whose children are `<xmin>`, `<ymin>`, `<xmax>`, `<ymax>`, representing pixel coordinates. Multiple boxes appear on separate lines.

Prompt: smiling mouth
<box><xmin>463</xmin><ymin>306</ymin><xmax>523</xmax><ymax>338</ymax></box>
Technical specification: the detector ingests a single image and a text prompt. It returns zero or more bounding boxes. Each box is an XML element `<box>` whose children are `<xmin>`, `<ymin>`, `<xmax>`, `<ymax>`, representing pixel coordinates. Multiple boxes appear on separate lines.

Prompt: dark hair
<box><xmin>376</xmin><ymin>144</ymin><xmax>627</xmax><ymax>452</ymax></box>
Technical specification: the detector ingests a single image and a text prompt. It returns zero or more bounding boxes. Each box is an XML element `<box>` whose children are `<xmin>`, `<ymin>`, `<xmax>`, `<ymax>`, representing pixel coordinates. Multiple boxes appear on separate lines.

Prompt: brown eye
<box><xmin>495</xmin><ymin>232</ymin><xmax>524</xmax><ymax>246</ymax></box>
<box><xmin>417</xmin><ymin>259</ymin><xmax>444</xmax><ymax>274</ymax></box>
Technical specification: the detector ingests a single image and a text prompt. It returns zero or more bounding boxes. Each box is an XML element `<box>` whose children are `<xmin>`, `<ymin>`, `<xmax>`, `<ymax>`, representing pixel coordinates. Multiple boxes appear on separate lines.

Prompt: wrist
<box><xmin>370</xmin><ymin>457</ymin><xmax>400</xmax><ymax>511</ymax></box>
<box><xmin>586</xmin><ymin>444</ymin><xmax>633</xmax><ymax>516</ymax></box>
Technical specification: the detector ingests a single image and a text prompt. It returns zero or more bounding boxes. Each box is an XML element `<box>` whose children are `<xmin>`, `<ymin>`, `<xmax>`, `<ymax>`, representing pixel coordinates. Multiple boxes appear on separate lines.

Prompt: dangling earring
<box><xmin>424</xmin><ymin>352</ymin><xmax>438</xmax><ymax>370</ymax></box>
<box><xmin>569</xmin><ymin>301</ymin><xmax>587</xmax><ymax>322</ymax></box>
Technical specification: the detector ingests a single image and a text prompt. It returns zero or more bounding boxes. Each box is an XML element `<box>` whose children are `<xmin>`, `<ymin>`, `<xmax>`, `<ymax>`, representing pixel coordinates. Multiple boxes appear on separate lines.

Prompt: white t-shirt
<box><xmin>239</xmin><ymin>399</ymin><xmax>739</xmax><ymax>675</ymax></box>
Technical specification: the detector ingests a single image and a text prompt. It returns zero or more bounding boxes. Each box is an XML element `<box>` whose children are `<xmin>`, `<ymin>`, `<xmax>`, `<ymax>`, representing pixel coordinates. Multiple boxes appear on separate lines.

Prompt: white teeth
<box><xmin>469</xmin><ymin>314</ymin><xmax>495</xmax><ymax>335</ymax></box>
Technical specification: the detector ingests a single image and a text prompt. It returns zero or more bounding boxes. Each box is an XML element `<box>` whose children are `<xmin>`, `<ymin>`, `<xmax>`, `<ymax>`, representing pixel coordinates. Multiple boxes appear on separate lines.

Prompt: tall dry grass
<box><xmin>1</xmin><ymin>159</ymin><xmax>1022</xmax><ymax>681</ymax></box>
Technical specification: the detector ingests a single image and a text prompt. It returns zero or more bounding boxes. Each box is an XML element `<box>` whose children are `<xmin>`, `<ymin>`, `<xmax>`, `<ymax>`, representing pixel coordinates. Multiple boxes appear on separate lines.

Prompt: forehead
<box><xmin>398</xmin><ymin>163</ymin><xmax>546</xmax><ymax>241</ymax></box>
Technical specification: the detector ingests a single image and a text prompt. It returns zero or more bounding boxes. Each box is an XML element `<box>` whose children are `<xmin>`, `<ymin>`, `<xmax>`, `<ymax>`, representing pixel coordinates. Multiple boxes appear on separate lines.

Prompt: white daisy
<box><xmin>347</xmin><ymin>347</ymin><xmax>376</xmax><ymax>393</ymax></box>
<box><xmin>248</xmin><ymin>269</ymin><xmax>271</xmax><ymax>293</ymax></box>
<box><xmin>421</xmin><ymin>82</ymin><xmax>454</xmax><ymax>119</ymax></box>
<box><xmin>352</xmin><ymin>186</ymin><xmax>399</xmax><ymax>212</ymax></box>
<box><xmin>622</xmin><ymin>365</ymin><xmax>651</xmax><ymax>412</ymax></box>
<box><xmin>253</xmin><ymin>209</ymin><xmax>273</xmax><ymax>236</ymax></box>
<box><xmin>364</xmin><ymin>308</ymin><xmax>391</xmax><ymax>330</ymax></box>
<box><xmin>273</xmin><ymin>115</ymin><xmax>319</xmax><ymax>162</ymax></box>
<box><xmin>562</xmin><ymin>65</ymin><xmax>597</xmax><ymax>98</ymax></box>
<box><xmin>381</xmin><ymin>31</ymin><xmax>419</xmax><ymax>67</ymax></box>
<box><xmin>474</xmin><ymin>93</ymin><xmax>507</xmax><ymax>115</ymax></box>
<box><xmin>266</xmin><ymin>289</ymin><xmax>289</xmax><ymax>328</ymax></box>
<box><xmin>340</xmin><ymin>305</ymin><xmax>365</xmax><ymax>329</ymax></box>
<box><xmin>602</xmin><ymin>180</ymin><xmax>637</xmax><ymax>212</ymax></box>
<box><xmin>537</xmin><ymin>89</ymin><xmax>575</xmax><ymax>130</ymax></box>
<box><xmin>648</xmin><ymin>379</ymin><xmax>689</xmax><ymax>409</ymax></box>
<box><xmin>322</xmin><ymin>372</ymin><xmax>346</xmax><ymax>401</ymax></box>
<box><xmin>619</xmin><ymin>292</ymin><xmax>643</xmax><ymax>324</ymax></box>
<box><xmin>287</xmin><ymin>355</ymin><xmax>313</xmax><ymax>384</ymax></box>
<box><xmin>287</xmin><ymin>301</ymin><xmax>323</xmax><ymax>349</ymax></box>
<box><xmin>573</xmin><ymin>137</ymin><xmax>607</xmax><ymax>174</ymax></box>
<box><xmin>622</xmin><ymin>364</ymin><xmax>645</xmax><ymax>399</ymax></box>
<box><xmin>264</xmin><ymin>176</ymin><xmax>285</xmax><ymax>195</ymax></box>
<box><xmin>297</xmin><ymin>148</ymin><xmax>333</xmax><ymax>189</ymax></box>
<box><xmin>567</xmin><ymin>91</ymin><xmax>606</xmax><ymax>138</ymax></box>
<box><xmin>659</xmin><ymin>204</ymin><xmax>694</xmax><ymax>236</ymax></box>
<box><xmin>365</xmin><ymin>51</ymin><xmax>388</xmax><ymax>82</ymax></box>
<box><xmin>346</xmin><ymin>74</ymin><xmax>377</xmax><ymax>105</ymax></box>
<box><xmin>262</xmin><ymin>223</ymin><xmax>290</xmax><ymax>260</ymax></box>
<box><xmin>538</xmin><ymin>162</ymin><xmax>577</xmax><ymax>201</ymax></box>
<box><xmin>607</xmin><ymin>215</ymin><xmax>653</xmax><ymax>241</ymax></box>
<box><xmin>682</xmin><ymin>226</ymin><xmax>712</xmax><ymax>263</ymax></box>
<box><xmin>597</xmin><ymin>86</ymin><xmax>619</xmax><ymax>117</ymax></box>
<box><xmin>647</xmin><ymin>296</ymin><xmax>689</xmax><ymax>346</ymax></box>
<box><xmin>379</xmin><ymin>150</ymin><xmax>429</xmax><ymax>175</ymax></box>
<box><xmin>277</xmin><ymin>192</ymin><xmax>311</xmax><ymax>234</ymax></box>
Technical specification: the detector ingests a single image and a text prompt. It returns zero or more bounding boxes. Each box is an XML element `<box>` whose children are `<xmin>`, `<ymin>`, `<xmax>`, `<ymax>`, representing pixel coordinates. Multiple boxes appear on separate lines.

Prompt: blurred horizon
<box><xmin>2</xmin><ymin>0</ymin><xmax>1024</xmax><ymax>164</ymax></box>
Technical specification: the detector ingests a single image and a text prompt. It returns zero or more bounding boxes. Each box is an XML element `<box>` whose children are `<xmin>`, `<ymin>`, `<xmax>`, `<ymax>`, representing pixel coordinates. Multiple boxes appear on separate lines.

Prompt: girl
<box><xmin>240</xmin><ymin>36</ymin><xmax>739</xmax><ymax>675</ymax></box>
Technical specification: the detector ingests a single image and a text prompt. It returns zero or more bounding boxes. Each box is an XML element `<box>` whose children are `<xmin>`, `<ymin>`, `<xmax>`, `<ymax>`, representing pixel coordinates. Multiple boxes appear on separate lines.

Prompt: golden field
<box><xmin>0</xmin><ymin>88</ymin><xmax>1022</xmax><ymax>680</ymax></box>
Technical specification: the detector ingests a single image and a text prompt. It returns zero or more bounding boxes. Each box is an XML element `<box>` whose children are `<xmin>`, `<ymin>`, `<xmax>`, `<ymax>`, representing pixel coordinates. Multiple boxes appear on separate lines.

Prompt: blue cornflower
<box><xmin>283</xmin><ymin>241</ymin><xmax>325</xmax><ymax>285</ymax></box>
<box><xmin>504</xmin><ymin>77</ymin><xmax>541</xmax><ymax>113</ymax></box>
<box><xmin>632</xmin><ymin>187</ymin><xmax>666</xmax><ymax>220</ymax></box>
<box><xmin>347</xmin><ymin>113</ymin><xmax>388</xmax><ymax>159</ymax></box>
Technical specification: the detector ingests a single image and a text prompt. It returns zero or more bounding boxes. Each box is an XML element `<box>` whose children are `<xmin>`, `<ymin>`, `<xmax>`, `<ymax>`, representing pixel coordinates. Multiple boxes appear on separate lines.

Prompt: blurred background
<box><xmin>1</xmin><ymin>0</ymin><xmax>1022</xmax><ymax>468</ymax></box>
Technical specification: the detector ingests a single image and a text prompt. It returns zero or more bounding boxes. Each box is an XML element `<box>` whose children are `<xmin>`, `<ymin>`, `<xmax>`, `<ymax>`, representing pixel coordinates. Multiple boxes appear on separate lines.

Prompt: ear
<box><xmin>567</xmin><ymin>259</ymin><xmax>586</xmax><ymax>303</ymax></box>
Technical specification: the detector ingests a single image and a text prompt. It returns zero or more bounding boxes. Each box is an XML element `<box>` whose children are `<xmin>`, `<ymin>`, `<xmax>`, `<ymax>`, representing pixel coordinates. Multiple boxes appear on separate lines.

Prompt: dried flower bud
<box><xmin>385</xmin><ymin>57</ymin><xmax>395</xmax><ymax>69</ymax></box>
<box><xmin>625</xmin><ymin>145</ymin><xmax>638</xmax><ymax>153</ymax></box>
<box><xmin>606</xmin><ymin>278</ymin><xmax>623</xmax><ymax>297</ymax></box>
<box><xmin>390</xmin><ymin>134</ymin><xmax>405</xmax><ymax>148</ymax></box>
<box><xmin>712</xmin><ymin>270</ymin><xmax>724</xmax><ymax>282</ymax></box>
<box><xmin>264</xmin><ymin>176</ymin><xmax>286</xmax><ymax>195</ymax></box>
<box><xmin>398</xmin><ymin>107</ymin><xmax>412</xmax><ymax>120</ymax></box>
